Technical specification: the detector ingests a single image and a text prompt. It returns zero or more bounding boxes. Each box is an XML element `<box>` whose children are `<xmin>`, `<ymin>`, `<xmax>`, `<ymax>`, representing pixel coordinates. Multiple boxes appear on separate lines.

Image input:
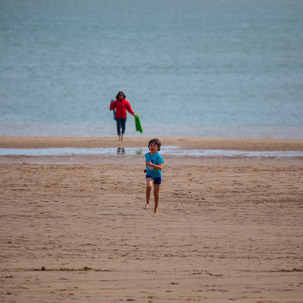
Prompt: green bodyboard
<box><xmin>135</xmin><ymin>115</ymin><xmax>143</xmax><ymax>133</ymax></box>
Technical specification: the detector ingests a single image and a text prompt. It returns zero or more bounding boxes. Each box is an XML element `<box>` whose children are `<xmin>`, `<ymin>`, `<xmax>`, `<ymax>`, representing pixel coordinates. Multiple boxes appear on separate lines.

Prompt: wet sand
<box><xmin>1</xmin><ymin>135</ymin><xmax>303</xmax><ymax>150</ymax></box>
<box><xmin>0</xmin><ymin>136</ymin><xmax>303</xmax><ymax>302</ymax></box>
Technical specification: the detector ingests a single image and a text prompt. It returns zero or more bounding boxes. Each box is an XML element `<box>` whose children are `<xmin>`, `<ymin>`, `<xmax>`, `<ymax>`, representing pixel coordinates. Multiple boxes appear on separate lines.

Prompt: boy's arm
<box><xmin>146</xmin><ymin>162</ymin><xmax>163</xmax><ymax>170</ymax></box>
<box><xmin>144</xmin><ymin>157</ymin><xmax>147</xmax><ymax>173</ymax></box>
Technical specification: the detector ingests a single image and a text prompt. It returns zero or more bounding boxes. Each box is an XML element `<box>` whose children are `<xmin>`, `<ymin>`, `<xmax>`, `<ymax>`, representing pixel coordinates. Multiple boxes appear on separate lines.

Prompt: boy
<box><xmin>144</xmin><ymin>138</ymin><xmax>164</xmax><ymax>216</ymax></box>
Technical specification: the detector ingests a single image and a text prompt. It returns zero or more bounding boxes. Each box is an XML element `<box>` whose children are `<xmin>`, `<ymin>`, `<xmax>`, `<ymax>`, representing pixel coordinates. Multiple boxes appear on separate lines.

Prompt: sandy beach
<box><xmin>1</xmin><ymin>136</ymin><xmax>303</xmax><ymax>303</ymax></box>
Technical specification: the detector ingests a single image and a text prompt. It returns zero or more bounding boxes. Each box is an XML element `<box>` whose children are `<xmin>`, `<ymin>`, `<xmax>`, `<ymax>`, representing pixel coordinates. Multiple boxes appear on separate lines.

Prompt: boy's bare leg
<box><xmin>153</xmin><ymin>184</ymin><xmax>160</xmax><ymax>215</ymax></box>
<box><xmin>144</xmin><ymin>178</ymin><xmax>153</xmax><ymax>209</ymax></box>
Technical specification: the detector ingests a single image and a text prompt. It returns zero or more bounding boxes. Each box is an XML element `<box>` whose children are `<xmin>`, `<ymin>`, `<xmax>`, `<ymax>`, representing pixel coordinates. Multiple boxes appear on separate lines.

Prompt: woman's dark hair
<box><xmin>148</xmin><ymin>138</ymin><xmax>161</xmax><ymax>151</ymax></box>
<box><xmin>116</xmin><ymin>91</ymin><xmax>126</xmax><ymax>99</ymax></box>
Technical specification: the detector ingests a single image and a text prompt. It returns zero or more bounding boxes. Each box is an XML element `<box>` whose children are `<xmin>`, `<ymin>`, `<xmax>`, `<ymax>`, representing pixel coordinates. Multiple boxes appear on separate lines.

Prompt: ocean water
<box><xmin>0</xmin><ymin>0</ymin><xmax>302</xmax><ymax>138</ymax></box>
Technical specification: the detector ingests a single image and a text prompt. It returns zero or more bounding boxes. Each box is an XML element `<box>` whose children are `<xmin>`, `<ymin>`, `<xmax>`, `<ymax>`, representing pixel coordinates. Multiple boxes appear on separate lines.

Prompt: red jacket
<box><xmin>110</xmin><ymin>99</ymin><xmax>135</xmax><ymax>119</ymax></box>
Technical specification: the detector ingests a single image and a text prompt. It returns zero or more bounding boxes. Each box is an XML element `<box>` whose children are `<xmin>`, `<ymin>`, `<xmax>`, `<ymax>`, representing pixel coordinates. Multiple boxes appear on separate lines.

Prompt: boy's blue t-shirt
<box><xmin>145</xmin><ymin>152</ymin><xmax>164</xmax><ymax>178</ymax></box>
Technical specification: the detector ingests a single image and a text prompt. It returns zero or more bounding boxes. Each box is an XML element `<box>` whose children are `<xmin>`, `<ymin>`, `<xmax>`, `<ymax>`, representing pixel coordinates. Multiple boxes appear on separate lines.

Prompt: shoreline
<box><xmin>1</xmin><ymin>136</ymin><xmax>303</xmax><ymax>151</ymax></box>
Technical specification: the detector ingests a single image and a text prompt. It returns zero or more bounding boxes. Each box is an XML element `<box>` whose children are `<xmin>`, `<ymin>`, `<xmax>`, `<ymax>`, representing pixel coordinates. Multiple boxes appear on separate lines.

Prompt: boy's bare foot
<box><xmin>143</xmin><ymin>203</ymin><xmax>149</xmax><ymax>210</ymax></box>
<box><xmin>154</xmin><ymin>208</ymin><xmax>159</xmax><ymax>216</ymax></box>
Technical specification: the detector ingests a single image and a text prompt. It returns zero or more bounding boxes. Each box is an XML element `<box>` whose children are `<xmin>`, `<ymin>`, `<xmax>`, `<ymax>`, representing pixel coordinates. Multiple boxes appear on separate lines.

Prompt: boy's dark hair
<box><xmin>116</xmin><ymin>91</ymin><xmax>126</xmax><ymax>99</ymax></box>
<box><xmin>148</xmin><ymin>138</ymin><xmax>161</xmax><ymax>151</ymax></box>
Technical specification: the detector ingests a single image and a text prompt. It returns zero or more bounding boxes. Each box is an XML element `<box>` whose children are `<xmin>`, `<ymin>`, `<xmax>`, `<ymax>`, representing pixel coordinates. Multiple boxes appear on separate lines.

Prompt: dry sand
<box><xmin>0</xmin><ymin>136</ymin><xmax>303</xmax><ymax>303</ymax></box>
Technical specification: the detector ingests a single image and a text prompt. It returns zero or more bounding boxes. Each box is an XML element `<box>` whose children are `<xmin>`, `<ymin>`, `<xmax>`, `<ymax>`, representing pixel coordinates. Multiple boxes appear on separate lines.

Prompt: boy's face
<box><xmin>149</xmin><ymin>143</ymin><xmax>158</xmax><ymax>153</ymax></box>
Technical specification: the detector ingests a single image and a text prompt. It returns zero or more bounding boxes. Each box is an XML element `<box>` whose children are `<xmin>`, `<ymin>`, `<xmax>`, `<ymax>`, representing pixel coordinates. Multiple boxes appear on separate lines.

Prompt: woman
<box><xmin>110</xmin><ymin>91</ymin><xmax>135</xmax><ymax>141</ymax></box>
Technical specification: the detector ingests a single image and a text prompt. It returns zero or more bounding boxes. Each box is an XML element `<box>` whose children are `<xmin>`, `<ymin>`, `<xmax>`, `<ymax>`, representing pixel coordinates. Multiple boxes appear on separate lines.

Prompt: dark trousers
<box><xmin>116</xmin><ymin>118</ymin><xmax>126</xmax><ymax>136</ymax></box>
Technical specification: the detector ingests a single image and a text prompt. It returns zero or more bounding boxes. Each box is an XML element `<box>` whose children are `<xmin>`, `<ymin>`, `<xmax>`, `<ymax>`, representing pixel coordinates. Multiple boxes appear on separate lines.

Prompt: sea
<box><xmin>0</xmin><ymin>0</ymin><xmax>303</xmax><ymax>138</ymax></box>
